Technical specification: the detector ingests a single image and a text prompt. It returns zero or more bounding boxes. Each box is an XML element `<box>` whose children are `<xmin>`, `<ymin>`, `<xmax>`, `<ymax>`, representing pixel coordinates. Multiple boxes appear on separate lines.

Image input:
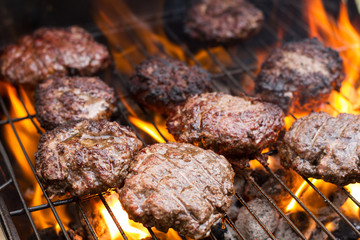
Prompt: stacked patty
<box><xmin>279</xmin><ymin>112</ymin><xmax>360</xmax><ymax>186</ymax></box>
<box><xmin>35</xmin><ymin>76</ymin><xmax>117</xmax><ymax>130</ymax></box>
<box><xmin>256</xmin><ymin>38</ymin><xmax>344</xmax><ymax>113</ymax></box>
<box><xmin>129</xmin><ymin>57</ymin><xmax>213</xmax><ymax>115</ymax></box>
<box><xmin>167</xmin><ymin>92</ymin><xmax>284</xmax><ymax>167</ymax></box>
<box><xmin>119</xmin><ymin>142</ymin><xmax>234</xmax><ymax>239</ymax></box>
<box><xmin>0</xmin><ymin>26</ymin><xmax>110</xmax><ymax>86</ymax></box>
<box><xmin>185</xmin><ymin>0</ymin><xmax>264</xmax><ymax>42</ymax></box>
<box><xmin>35</xmin><ymin>120</ymin><xmax>143</xmax><ymax>197</ymax></box>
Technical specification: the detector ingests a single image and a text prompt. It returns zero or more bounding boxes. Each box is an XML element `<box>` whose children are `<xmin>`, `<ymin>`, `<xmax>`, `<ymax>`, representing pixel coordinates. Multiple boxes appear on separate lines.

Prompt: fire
<box><xmin>0</xmin><ymin>83</ymin><xmax>70</xmax><ymax>232</ymax></box>
<box><xmin>286</xmin><ymin>179</ymin><xmax>317</xmax><ymax>212</ymax></box>
<box><xmin>101</xmin><ymin>193</ymin><xmax>149</xmax><ymax>240</ymax></box>
<box><xmin>303</xmin><ymin>0</ymin><xmax>360</xmax><ymax>222</ymax></box>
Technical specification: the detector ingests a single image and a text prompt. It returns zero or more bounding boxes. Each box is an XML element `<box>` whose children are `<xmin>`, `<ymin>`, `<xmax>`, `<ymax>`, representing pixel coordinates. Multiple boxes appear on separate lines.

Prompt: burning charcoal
<box><xmin>211</xmin><ymin>220</ymin><xmax>239</xmax><ymax>240</ymax></box>
<box><xmin>275</xmin><ymin>213</ymin><xmax>315</xmax><ymax>240</ymax></box>
<box><xmin>235</xmin><ymin>198</ymin><xmax>279</xmax><ymax>240</ymax></box>
<box><xmin>238</xmin><ymin>165</ymin><xmax>303</xmax><ymax>209</ymax></box>
<box><xmin>227</xmin><ymin>175</ymin><xmax>245</xmax><ymax>220</ymax></box>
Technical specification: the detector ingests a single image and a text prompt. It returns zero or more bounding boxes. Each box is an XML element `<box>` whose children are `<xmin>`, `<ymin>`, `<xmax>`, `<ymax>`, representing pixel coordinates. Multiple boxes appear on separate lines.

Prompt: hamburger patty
<box><xmin>129</xmin><ymin>56</ymin><xmax>212</xmax><ymax>115</ymax></box>
<box><xmin>35</xmin><ymin>76</ymin><xmax>117</xmax><ymax>130</ymax></box>
<box><xmin>256</xmin><ymin>38</ymin><xmax>344</xmax><ymax>113</ymax></box>
<box><xmin>118</xmin><ymin>142</ymin><xmax>234</xmax><ymax>239</ymax></box>
<box><xmin>0</xmin><ymin>26</ymin><xmax>110</xmax><ymax>86</ymax></box>
<box><xmin>185</xmin><ymin>0</ymin><xmax>264</xmax><ymax>42</ymax></box>
<box><xmin>35</xmin><ymin>120</ymin><xmax>142</xmax><ymax>197</ymax></box>
<box><xmin>279</xmin><ymin>112</ymin><xmax>360</xmax><ymax>186</ymax></box>
<box><xmin>167</xmin><ymin>92</ymin><xmax>284</xmax><ymax>167</ymax></box>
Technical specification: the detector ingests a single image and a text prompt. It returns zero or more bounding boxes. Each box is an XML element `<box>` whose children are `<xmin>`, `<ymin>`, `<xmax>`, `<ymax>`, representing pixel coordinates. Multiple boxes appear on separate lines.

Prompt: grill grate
<box><xmin>1</xmin><ymin>1</ymin><xmax>360</xmax><ymax>239</ymax></box>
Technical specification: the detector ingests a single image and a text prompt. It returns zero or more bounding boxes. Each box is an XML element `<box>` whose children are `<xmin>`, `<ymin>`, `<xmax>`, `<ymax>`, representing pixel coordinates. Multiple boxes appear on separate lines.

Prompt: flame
<box><xmin>286</xmin><ymin>179</ymin><xmax>317</xmax><ymax>212</ymax></box>
<box><xmin>101</xmin><ymin>193</ymin><xmax>149</xmax><ymax>240</ymax></box>
<box><xmin>306</xmin><ymin>0</ymin><xmax>360</xmax><ymax>115</ymax></box>
<box><xmin>1</xmin><ymin>83</ymin><xmax>70</xmax><ymax>232</ymax></box>
<box><xmin>304</xmin><ymin>0</ymin><xmax>360</xmax><ymax>222</ymax></box>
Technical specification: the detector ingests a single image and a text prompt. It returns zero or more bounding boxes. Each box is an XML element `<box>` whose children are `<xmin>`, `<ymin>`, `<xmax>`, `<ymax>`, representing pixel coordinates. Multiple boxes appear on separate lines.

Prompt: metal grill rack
<box><xmin>0</xmin><ymin>1</ymin><xmax>360</xmax><ymax>239</ymax></box>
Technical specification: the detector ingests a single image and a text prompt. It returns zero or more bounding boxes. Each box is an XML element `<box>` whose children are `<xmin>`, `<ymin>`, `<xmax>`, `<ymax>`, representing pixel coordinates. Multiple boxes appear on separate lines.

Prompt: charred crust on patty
<box><xmin>185</xmin><ymin>0</ymin><xmax>264</xmax><ymax>43</ymax></box>
<box><xmin>167</xmin><ymin>92</ymin><xmax>285</xmax><ymax>167</ymax></box>
<box><xmin>256</xmin><ymin>38</ymin><xmax>345</xmax><ymax>113</ymax></box>
<box><xmin>35</xmin><ymin>76</ymin><xmax>117</xmax><ymax>130</ymax></box>
<box><xmin>0</xmin><ymin>26</ymin><xmax>110</xmax><ymax>86</ymax></box>
<box><xmin>35</xmin><ymin>120</ymin><xmax>143</xmax><ymax>197</ymax></box>
<box><xmin>129</xmin><ymin>56</ymin><xmax>213</xmax><ymax>115</ymax></box>
<box><xmin>118</xmin><ymin>142</ymin><xmax>234</xmax><ymax>239</ymax></box>
<box><xmin>279</xmin><ymin>112</ymin><xmax>360</xmax><ymax>186</ymax></box>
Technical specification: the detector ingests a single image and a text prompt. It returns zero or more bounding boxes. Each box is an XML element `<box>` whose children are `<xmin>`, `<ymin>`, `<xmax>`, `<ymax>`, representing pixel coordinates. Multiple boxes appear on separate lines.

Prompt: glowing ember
<box><xmin>100</xmin><ymin>193</ymin><xmax>149</xmax><ymax>240</ymax></box>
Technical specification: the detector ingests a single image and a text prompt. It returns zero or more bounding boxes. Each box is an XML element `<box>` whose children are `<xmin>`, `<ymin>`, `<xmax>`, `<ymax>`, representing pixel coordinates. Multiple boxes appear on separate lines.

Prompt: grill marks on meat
<box><xmin>129</xmin><ymin>57</ymin><xmax>212</xmax><ymax>115</ymax></box>
<box><xmin>35</xmin><ymin>120</ymin><xmax>142</xmax><ymax>197</ymax></box>
<box><xmin>118</xmin><ymin>142</ymin><xmax>234</xmax><ymax>239</ymax></box>
<box><xmin>185</xmin><ymin>0</ymin><xmax>264</xmax><ymax>42</ymax></box>
<box><xmin>256</xmin><ymin>38</ymin><xmax>344</xmax><ymax>113</ymax></box>
<box><xmin>167</xmin><ymin>92</ymin><xmax>284</xmax><ymax>167</ymax></box>
<box><xmin>279</xmin><ymin>112</ymin><xmax>360</xmax><ymax>186</ymax></box>
<box><xmin>35</xmin><ymin>76</ymin><xmax>117</xmax><ymax>130</ymax></box>
<box><xmin>0</xmin><ymin>26</ymin><xmax>110</xmax><ymax>86</ymax></box>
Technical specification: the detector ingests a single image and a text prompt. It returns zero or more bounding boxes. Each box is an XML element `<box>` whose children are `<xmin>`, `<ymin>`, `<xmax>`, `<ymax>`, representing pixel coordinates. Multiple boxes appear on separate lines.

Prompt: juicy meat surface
<box><xmin>279</xmin><ymin>112</ymin><xmax>360</xmax><ymax>186</ymax></box>
<box><xmin>118</xmin><ymin>142</ymin><xmax>234</xmax><ymax>239</ymax></box>
<box><xmin>167</xmin><ymin>92</ymin><xmax>284</xmax><ymax>167</ymax></box>
<box><xmin>35</xmin><ymin>120</ymin><xmax>142</xmax><ymax>197</ymax></box>
<box><xmin>35</xmin><ymin>76</ymin><xmax>117</xmax><ymax>130</ymax></box>
<box><xmin>0</xmin><ymin>26</ymin><xmax>110</xmax><ymax>86</ymax></box>
<box><xmin>129</xmin><ymin>57</ymin><xmax>212</xmax><ymax>115</ymax></box>
<box><xmin>256</xmin><ymin>38</ymin><xmax>344</xmax><ymax>113</ymax></box>
<box><xmin>185</xmin><ymin>0</ymin><xmax>264</xmax><ymax>42</ymax></box>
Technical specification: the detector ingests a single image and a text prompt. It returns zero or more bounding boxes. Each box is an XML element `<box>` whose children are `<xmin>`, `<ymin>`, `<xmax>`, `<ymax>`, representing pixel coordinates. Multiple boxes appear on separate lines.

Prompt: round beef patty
<box><xmin>129</xmin><ymin>56</ymin><xmax>212</xmax><ymax>115</ymax></box>
<box><xmin>279</xmin><ymin>112</ymin><xmax>360</xmax><ymax>186</ymax></box>
<box><xmin>185</xmin><ymin>0</ymin><xmax>264</xmax><ymax>42</ymax></box>
<box><xmin>0</xmin><ymin>26</ymin><xmax>110</xmax><ymax>86</ymax></box>
<box><xmin>167</xmin><ymin>92</ymin><xmax>284</xmax><ymax>167</ymax></box>
<box><xmin>256</xmin><ymin>38</ymin><xmax>344</xmax><ymax>113</ymax></box>
<box><xmin>35</xmin><ymin>76</ymin><xmax>117</xmax><ymax>130</ymax></box>
<box><xmin>118</xmin><ymin>142</ymin><xmax>234</xmax><ymax>239</ymax></box>
<box><xmin>35</xmin><ymin>120</ymin><xmax>142</xmax><ymax>197</ymax></box>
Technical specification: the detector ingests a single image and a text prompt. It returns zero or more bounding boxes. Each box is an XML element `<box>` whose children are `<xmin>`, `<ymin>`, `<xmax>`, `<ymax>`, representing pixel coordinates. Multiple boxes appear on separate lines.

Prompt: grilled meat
<box><xmin>118</xmin><ymin>142</ymin><xmax>234</xmax><ymax>239</ymax></box>
<box><xmin>167</xmin><ymin>92</ymin><xmax>284</xmax><ymax>167</ymax></box>
<box><xmin>279</xmin><ymin>112</ymin><xmax>360</xmax><ymax>186</ymax></box>
<box><xmin>0</xmin><ymin>26</ymin><xmax>110</xmax><ymax>86</ymax></box>
<box><xmin>35</xmin><ymin>120</ymin><xmax>142</xmax><ymax>197</ymax></box>
<box><xmin>35</xmin><ymin>76</ymin><xmax>117</xmax><ymax>130</ymax></box>
<box><xmin>129</xmin><ymin>56</ymin><xmax>212</xmax><ymax>115</ymax></box>
<box><xmin>185</xmin><ymin>0</ymin><xmax>264</xmax><ymax>43</ymax></box>
<box><xmin>256</xmin><ymin>38</ymin><xmax>344</xmax><ymax>113</ymax></box>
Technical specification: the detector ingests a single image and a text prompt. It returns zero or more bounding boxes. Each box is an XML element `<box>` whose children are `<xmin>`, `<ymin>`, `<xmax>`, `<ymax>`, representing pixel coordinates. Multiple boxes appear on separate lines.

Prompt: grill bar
<box><xmin>0</xmin><ymin>94</ymin><xmax>70</xmax><ymax>240</ymax></box>
<box><xmin>239</xmin><ymin>169</ymin><xmax>307</xmax><ymax>240</ymax></box>
<box><xmin>77</xmin><ymin>201</ymin><xmax>99</xmax><ymax>240</ymax></box>
<box><xmin>1</xmin><ymin>1</ymin><xmax>360</xmax><ymax>239</ymax></box>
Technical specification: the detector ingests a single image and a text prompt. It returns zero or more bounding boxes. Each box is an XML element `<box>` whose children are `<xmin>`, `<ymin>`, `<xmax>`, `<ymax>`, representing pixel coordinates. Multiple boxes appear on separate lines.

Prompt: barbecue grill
<box><xmin>1</xmin><ymin>0</ymin><xmax>360</xmax><ymax>239</ymax></box>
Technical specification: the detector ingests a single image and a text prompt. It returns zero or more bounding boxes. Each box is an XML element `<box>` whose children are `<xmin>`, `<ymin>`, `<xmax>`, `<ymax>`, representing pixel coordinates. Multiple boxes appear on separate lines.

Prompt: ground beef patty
<box><xmin>256</xmin><ymin>38</ymin><xmax>344</xmax><ymax>113</ymax></box>
<box><xmin>279</xmin><ymin>112</ymin><xmax>360</xmax><ymax>186</ymax></box>
<box><xmin>129</xmin><ymin>57</ymin><xmax>212</xmax><ymax>115</ymax></box>
<box><xmin>185</xmin><ymin>0</ymin><xmax>264</xmax><ymax>42</ymax></box>
<box><xmin>167</xmin><ymin>92</ymin><xmax>284</xmax><ymax>167</ymax></box>
<box><xmin>35</xmin><ymin>120</ymin><xmax>142</xmax><ymax>197</ymax></box>
<box><xmin>118</xmin><ymin>142</ymin><xmax>234</xmax><ymax>239</ymax></box>
<box><xmin>35</xmin><ymin>76</ymin><xmax>117</xmax><ymax>130</ymax></box>
<box><xmin>0</xmin><ymin>26</ymin><xmax>110</xmax><ymax>86</ymax></box>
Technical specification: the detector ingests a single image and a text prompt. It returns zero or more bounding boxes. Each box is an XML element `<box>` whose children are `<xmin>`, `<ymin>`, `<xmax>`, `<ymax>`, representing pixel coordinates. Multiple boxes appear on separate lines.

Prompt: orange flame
<box><xmin>284</xmin><ymin>0</ymin><xmax>360</xmax><ymax>219</ymax></box>
<box><xmin>1</xmin><ymin>83</ymin><xmax>70</xmax><ymax>231</ymax></box>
